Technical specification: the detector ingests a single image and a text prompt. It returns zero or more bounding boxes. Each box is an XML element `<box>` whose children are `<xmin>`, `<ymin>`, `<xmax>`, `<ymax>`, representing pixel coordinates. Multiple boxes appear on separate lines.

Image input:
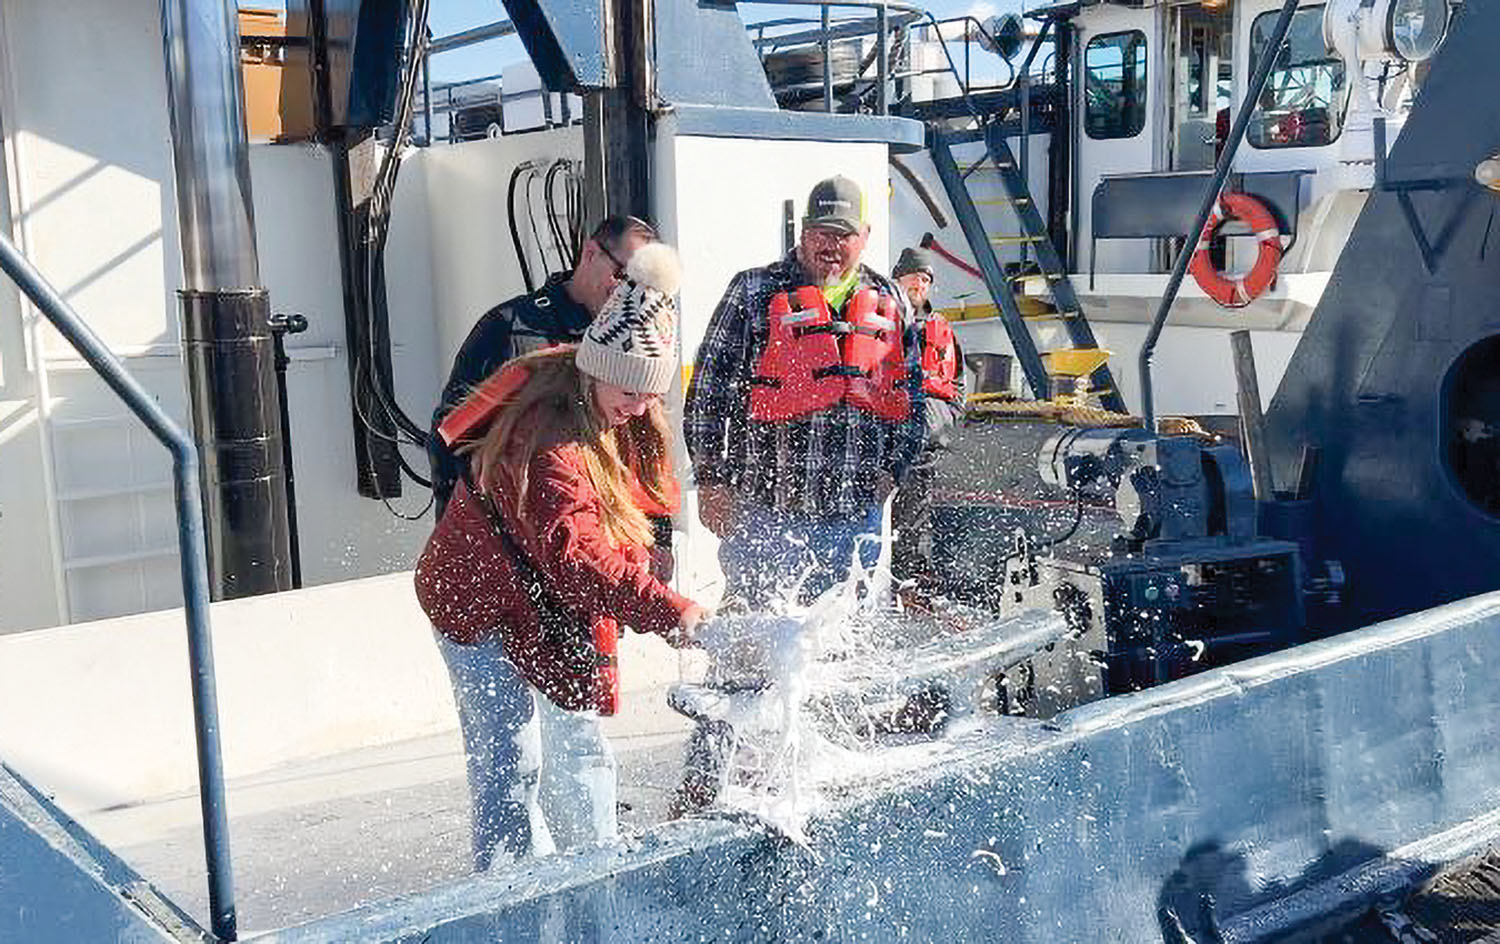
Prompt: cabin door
<box><xmin>1169</xmin><ymin>3</ymin><xmax>1234</xmax><ymax>171</ymax></box>
<box><xmin>1074</xmin><ymin>4</ymin><xmax>1163</xmax><ymax>276</ymax></box>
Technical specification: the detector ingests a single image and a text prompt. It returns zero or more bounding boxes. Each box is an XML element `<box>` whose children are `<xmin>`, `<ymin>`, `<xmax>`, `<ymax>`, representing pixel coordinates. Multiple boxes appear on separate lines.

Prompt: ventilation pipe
<box><xmin>160</xmin><ymin>0</ymin><xmax>293</xmax><ymax>601</ymax></box>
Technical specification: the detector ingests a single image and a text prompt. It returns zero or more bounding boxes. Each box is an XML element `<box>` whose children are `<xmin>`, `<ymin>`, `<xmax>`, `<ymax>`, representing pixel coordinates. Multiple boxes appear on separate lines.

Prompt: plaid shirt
<box><xmin>684</xmin><ymin>252</ymin><xmax>927</xmax><ymax>517</ymax></box>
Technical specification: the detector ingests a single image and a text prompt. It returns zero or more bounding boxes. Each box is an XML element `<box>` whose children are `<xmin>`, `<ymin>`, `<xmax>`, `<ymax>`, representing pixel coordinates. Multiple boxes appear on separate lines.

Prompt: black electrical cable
<box><xmin>1035</xmin><ymin>489</ymin><xmax>1086</xmax><ymax>550</ymax></box>
<box><xmin>523</xmin><ymin>169</ymin><xmax>557</xmax><ymax>278</ymax></box>
<box><xmin>544</xmin><ymin>159</ymin><xmax>572</xmax><ymax>269</ymax></box>
<box><xmin>361</xmin><ymin>227</ymin><xmax>430</xmax><ymax>446</ymax></box>
<box><xmin>507</xmin><ymin>162</ymin><xmax>537</xmax><ymax>292</ymax></box>
<box><xmin>565</xmin><ymin>160</ymin><xmax>584</xmax><ymax>264</ymax></box>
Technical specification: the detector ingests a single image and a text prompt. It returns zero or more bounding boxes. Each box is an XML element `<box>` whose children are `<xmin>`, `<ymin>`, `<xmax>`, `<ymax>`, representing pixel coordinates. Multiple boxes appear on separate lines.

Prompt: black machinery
<box><xmin>933</xmin><ymin>419</ymin><xmax>1305</xmax><ymax>718</ymax></box>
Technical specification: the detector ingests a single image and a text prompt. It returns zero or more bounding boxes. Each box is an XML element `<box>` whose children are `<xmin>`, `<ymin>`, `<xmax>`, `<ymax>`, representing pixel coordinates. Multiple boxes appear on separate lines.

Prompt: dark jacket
<box><xmin>428</xmin><ymin>273</ymin><xmax>590</xmax><ymax>517</ymax></box>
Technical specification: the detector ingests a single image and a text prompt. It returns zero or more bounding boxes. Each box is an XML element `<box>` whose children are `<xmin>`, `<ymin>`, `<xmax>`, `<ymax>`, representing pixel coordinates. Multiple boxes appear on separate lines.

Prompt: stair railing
<box><xmin>1138</xmin><ymin>0</ymin><xmax>1301</xmax><ymax>432</ymax></box>
<box><xmin>746</xmin><ymin>0</ymin><xmax>1032</xmax><ymax>120</ymax></box>
<box><xmin>0</xmin><ymin>233</ymin><xmax>237</xmax><ymax>941</ymax></box>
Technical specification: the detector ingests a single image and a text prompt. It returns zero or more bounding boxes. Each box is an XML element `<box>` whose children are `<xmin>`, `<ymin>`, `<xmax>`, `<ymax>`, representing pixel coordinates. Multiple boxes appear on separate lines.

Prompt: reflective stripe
<box><xmin>781</xmin><ymin>309</ymin><xmax>823</xmax><ymax>326</ymax></box>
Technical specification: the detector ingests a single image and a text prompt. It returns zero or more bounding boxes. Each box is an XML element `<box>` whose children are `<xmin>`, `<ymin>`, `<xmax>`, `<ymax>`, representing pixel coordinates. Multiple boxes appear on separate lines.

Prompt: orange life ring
<box><xmin>1188</xmin><ymin>192</ymin><xmax>1282</xmax><ymax>308</ymax></box>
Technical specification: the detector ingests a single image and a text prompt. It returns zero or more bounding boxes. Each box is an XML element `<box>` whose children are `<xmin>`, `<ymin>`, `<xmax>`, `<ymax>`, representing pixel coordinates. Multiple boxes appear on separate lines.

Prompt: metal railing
<box><xmin>746</xmin><ymin>0</ymin><xmax>1049</xmax><ymax>117</ymax></box>
<box><xmin>1137</xmin><ymin>0</ymin><xmax>1301</xmax><ymax>431</ymax></box>
<box><xmin>0</xmin><ymin>234</ymin><xmax>236</xmax><ymax>941</ymax></box>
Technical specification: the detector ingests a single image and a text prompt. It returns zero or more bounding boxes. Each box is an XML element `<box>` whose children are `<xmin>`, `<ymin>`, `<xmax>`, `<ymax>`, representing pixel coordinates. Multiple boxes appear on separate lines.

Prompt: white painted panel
<box><xmin>414</xmin><ymin>129</ymin><xmax>584</xmax><ymax>375</ymax></box>
<box><xmin>0</xmin><ymin>399</ymin><xmax>61</xmax><ymax>632</ymax></box>
<box><xmin>248</xmin><ymin>143</ymin><xmax>438</xmax><ymax>582</ymax></box>
<box><xmin>1</xmin><ymin>0</ymin><xmax>181</xmax><ymax>355</ymax></box>
<box><xmin>1075</xmin><ymin>4</ymin><xmax>1164</xmax><ymax>276</ymax></box>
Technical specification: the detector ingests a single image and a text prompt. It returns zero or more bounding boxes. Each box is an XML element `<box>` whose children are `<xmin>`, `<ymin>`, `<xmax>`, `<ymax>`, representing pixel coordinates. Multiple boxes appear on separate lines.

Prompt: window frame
<box><xmin>1246</xmin><ymin>4</ymin><xmax>1350</xmax><ymax>150</ymax></box>
<box><xmin>1083</xmin><ymin>29</ymin><xmax>1150</xmax><ymax>141</ymax></box>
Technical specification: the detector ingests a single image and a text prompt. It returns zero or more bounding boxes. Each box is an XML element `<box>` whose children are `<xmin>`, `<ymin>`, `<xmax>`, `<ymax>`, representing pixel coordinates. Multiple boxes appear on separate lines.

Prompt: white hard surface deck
<box><xmin>94</xmin><ymin>716</ymin><xmax>693</xmax><ymax>935</ymax></box>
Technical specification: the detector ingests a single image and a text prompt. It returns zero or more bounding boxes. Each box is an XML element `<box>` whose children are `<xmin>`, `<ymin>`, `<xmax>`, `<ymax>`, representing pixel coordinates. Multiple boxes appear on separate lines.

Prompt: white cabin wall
<box><xmin>0</xmin><ymin>0</ymin><xmax>189</xmax><ymax>629</ymax></box>
<box><xmin>0</xmin><ymin>0</ymin><xmax>438</xmax><ymax>631</ymax></box>
<box><xmin>248</xmin><ymin>144</ymin><xmax>437</xmax><ymax>581</ymax></box>
<box><xmin>0</xmin><ymin>114</ymin><xmax>61</xmax><ymax>632</ymax></box>
<box><xmin>414</xmin><ymin>129</ymin><xmax>584</xmax><ymax>375</ymax></box>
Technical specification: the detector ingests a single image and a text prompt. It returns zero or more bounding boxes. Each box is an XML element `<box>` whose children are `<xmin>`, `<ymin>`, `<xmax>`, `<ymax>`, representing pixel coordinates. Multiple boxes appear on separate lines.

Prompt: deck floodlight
<box><xmin>1475</xmin><ymin>155</ymin><xmax>1500</xmax><ymax>193</ymax></box>
<box><xmin>982</xmin><ymin>13</ymin><xmax>1026</xmax><ymax>61</ymax></box>
<box><xmin>1324</xmin><ymin>0</ymin><xmax>1450</xmax><ymax>65</ymax></box>
<box><xmin>1386</xmin><ymin>0</ymin><xmax>1449</xmax><ymax>61</ymax></box>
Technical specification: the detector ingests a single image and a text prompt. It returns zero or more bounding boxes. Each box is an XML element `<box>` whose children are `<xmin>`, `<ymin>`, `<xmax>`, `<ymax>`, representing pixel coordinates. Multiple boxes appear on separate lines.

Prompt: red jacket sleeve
<box><xmin>517</xmin><ymin>444</ymin><xmax>693</xmax><ymax>638</ymax></box>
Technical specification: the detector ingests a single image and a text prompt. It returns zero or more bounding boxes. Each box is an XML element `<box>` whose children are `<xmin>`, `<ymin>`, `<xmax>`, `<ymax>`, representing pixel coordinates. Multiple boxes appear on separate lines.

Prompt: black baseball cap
<box><xmin>893</xmin><ymin>247</ymin><xmax>936</xmax><ymax>282</ymax></box>
<box><xmin>803</xmin><ymin>176</ymin><xmax>867</xmax><ymax>235</ymax></box>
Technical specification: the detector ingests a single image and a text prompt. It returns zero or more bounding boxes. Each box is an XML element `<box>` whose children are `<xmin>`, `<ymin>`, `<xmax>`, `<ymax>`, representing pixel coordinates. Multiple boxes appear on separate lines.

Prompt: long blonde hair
<box><xmin>465</xmin><ymin>346</ymin><xmax>672</xmax><ymax>548</ymax></box>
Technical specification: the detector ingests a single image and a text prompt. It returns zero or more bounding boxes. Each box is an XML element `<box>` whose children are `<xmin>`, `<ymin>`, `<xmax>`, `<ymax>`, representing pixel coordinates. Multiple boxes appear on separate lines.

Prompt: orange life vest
<box><xmin>749</xmin><ymin>286</ymin><xmax>910</xmax><ymax>423</ymax></box>
<box><xmin>920</xmin><ymin>315</ymin><xmax>961</xmax><ymax>404</ymax></box>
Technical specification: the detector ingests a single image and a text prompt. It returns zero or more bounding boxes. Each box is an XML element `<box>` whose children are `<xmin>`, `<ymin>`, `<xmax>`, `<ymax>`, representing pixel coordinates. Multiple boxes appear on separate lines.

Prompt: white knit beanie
<box><xmin>576</xmin><ymin>242</ymin><xmax>681</xmax><ymax>395</ymax></box>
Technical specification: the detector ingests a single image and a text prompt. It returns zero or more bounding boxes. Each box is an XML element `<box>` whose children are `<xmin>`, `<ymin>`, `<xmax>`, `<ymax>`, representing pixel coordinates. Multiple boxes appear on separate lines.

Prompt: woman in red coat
<box><xmin>415</xmin><ymin>242</ymin><xmax>708</xmax><ymax>869</ymax></box>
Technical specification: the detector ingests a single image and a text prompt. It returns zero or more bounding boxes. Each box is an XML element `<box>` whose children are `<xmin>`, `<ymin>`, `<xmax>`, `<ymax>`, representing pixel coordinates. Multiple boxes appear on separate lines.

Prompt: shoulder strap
<box><xmin>463</xmin><ymin>471</ymin><xmax>563</xmax><ymax>612</ymax></box>
<box><xmin>511</xmin><ymin>281</ymin><xmax>586</xmax><ymax>343</ymax></box>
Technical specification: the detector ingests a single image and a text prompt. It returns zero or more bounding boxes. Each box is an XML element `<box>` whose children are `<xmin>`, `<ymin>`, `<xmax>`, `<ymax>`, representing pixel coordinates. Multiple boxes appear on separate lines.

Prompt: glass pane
<box><xmin>1247</xmin><ymin>6</ymin><xmax>1348</xmax><ymax>149</ymax></box>
<box><xmin>1085</xmin><ymin>31</ymin><xmax>1148</xmax><ymax>140</ymax></box>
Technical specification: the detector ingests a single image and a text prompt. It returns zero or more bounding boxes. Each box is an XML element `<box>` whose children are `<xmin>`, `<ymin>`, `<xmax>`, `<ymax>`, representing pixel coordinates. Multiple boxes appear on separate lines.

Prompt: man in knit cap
<box><xmin>890</xmin><ymin>246</ymin><xmax>968</xmax><ymax>587</ymax></box>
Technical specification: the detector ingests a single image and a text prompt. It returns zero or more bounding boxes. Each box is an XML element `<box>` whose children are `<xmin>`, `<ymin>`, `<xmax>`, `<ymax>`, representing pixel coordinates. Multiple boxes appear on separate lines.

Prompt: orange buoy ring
<box><xmin>1188</xmin><ymin>192</ymin><xmax>1282</xmax><ymax>308</ymax></box>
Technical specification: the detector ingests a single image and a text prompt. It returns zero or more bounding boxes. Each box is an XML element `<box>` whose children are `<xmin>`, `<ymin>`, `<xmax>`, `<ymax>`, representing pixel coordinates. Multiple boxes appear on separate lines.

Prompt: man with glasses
<box><xmin>677</xmin><ymin>176</ymin><xmax>926</xmax><ymax>812</ymax></box>
<box><xmin>428</xmin><ymin>215</ymin><xmax>658</xmax><ymax>519</ymax></box>
<box><xmin>685</xmin><ymin>176</ymin><xmax>927</xmax><ymax>604</ymax></box>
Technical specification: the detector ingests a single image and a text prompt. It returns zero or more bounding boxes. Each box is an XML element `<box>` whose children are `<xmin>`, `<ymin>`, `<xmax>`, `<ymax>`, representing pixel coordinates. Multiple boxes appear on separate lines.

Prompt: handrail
<box><xmin>0</xmin><ymin>234</ymin><xmax>237</xmax><ymax>941</ymax></box>
<box><xmin>744</xmin><ymin>0</ymin><xmax>1034</xmax><ymax>118</ymax></box>
<box><xmin>1137</xmin><ymin>0</ymin><xmax>1301</xmax><ymax>431</ymax></box>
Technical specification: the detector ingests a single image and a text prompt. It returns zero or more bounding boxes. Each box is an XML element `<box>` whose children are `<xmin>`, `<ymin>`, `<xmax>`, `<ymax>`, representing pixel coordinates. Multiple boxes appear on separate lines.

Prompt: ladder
<box><xmin>929</xmin><ymin>124</ymin><xmax>1126</xmax><ymax>414</ymax></box>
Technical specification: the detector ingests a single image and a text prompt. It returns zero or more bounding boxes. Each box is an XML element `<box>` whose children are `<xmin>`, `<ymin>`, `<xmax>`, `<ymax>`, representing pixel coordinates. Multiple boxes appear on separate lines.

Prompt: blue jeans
<box><xmin>717</xmin><ymin>499</ymin><xmax>883</xmax><ymax>608</ymax></box>
<box><xmin>433</xmin><ymin>631</ymin><xmax>619</xmax><ymax>871</ymax></box>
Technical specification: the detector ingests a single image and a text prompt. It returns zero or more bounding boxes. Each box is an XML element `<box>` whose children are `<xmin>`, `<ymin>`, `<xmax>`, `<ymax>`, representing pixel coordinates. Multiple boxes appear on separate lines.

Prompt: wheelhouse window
<box><xmin>1085</xmin><ymin>31</ymin><xmax>1148</xmax><ymax>140</ymax></box>
<box><xmin>1248</xmin><ymin>6</ymin><xmax>1349</xmax><ymax>148</ymax></box>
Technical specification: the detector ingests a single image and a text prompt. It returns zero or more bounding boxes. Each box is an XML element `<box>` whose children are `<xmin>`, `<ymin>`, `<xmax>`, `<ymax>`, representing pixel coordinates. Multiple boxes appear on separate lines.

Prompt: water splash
<box><xmin>687</xmin><ymin>537</ymin><xmax>1066</xmax><ymax>844</ymax></box>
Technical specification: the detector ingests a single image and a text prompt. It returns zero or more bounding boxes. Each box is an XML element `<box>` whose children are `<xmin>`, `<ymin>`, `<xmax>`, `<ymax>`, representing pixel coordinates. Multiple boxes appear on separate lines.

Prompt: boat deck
<box><xmin>93</xmin><ymin>724</ymin><xmax>692</xmax><ymax>936</ymax></box>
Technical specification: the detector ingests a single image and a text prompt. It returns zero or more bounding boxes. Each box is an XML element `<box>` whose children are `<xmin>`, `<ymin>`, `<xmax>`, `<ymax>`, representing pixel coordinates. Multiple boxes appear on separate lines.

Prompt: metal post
<box><xmin>0</xmin><ymin>234</ymin><xmax>238</xmax><ymax>941</ymax></box>
<box><xmin>965</xmin><ymin>22</ymin><xmax>971</xmax><ymax>91</ymax></box>
<box><xmin>1231</xmin><ymin>330</ymin><xmax>1275</xmax><ymax>500</ymax></box>
<box><xmin>1019</xmin><ymin>68</ymin><xmax>1030</xmax><ymax>266</ymax></box>
<box><xmin>584</xmin><ymin>0</ymin><xmax>653</xmax><ymax>223</ymax></box>
<box><xmin>876</xmin><ymin>4</ymin><xmax>889</xmax><ymax>115</ymax></box>
<box><xmin>421</xmin><ymin>31</ymin><xmax>432</xmax><ymax>146</ymax></box>
<box><xmin>269</xmin><ymin>313</ymin><xmax>307</xmax><ymax>588</ymax></box>
<box><xmin>821</xmin><ymin>5</ymin><xmax>834</xmax><ymax>112</ymax></box>
<box><xmin>1138</xmin><ymin>0</ymin><xmax>1299</xmax><ymax>431</ymax></box>
<box><xmin>160</xmin><ymin>0</ymin><xmax>292</xmax><ymax>600</ymax></box>
<box><xmin>1049</xmin><ymin>20</ymin><xmax>1073</xmax><ymax>267</ymax></box>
